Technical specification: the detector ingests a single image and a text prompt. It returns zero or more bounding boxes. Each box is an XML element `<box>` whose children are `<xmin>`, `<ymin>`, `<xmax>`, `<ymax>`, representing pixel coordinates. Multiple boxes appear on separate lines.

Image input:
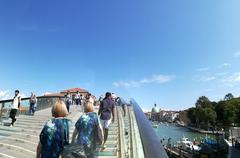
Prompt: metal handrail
<box><xmin>129</xmin><ymin>106</ymin><xmax>145</xmax><ymax>158</ymax></box>
<box><xmin>0</xmin><ymin>95</ymin><xmax>64</xmax><ymax>103</ymax></box>
<box><xmin>130</xmin><ymin>99</ymin><xmax>169</xmax><ymax>158</ymax></box>
<box><xmin>117</xmin><ymin>106</ymin><xmax>126</xmax><ymax>158</ymax></box>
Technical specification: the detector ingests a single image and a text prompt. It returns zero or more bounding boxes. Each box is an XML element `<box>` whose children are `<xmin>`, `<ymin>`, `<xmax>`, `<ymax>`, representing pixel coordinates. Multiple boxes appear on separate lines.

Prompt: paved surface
<box><xmin>0</xmin><ymin>105</ymin><xmax>126</xmax><ymax>158</ymax></box>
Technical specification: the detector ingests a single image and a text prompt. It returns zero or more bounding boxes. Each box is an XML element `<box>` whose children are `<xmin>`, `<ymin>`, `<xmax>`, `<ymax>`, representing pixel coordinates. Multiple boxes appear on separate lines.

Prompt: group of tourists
<box><xmin>5</xmin><ymin>90</ymin><xmax>117</xmax><ymax>157</ymax></box>
<box><xmin>36</xmin><ymin>92</ymin><xmax>116</xmax><ymax>158</ymax></box>
<box><xmin>64</xmin><ymin>91</ymin><xmax>85</xmax><ymax>113</ymax></box>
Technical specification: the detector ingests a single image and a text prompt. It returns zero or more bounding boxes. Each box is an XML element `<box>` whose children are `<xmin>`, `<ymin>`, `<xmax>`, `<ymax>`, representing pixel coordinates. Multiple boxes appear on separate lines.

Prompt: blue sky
<box><xmin>0</xmin><ymin>0</ymin><xmax>240</xmax><ymax>111</ymax></box>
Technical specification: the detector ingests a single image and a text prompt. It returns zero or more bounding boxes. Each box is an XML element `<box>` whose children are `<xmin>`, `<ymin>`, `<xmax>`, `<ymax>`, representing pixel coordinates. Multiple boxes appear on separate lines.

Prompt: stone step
<box><xmin>104</xmin><ymin>140</ymin><xmax>118</xmax><ymax>145</ymax></box>
<box><xmin>0</xmin><ymin>143</ymin><xmax>35</xmax><ymax>158</ymax></box>
<box><xmin>18</xmin><ymin>117</ymin><xmax>49</xmax><ymax>122</ymax></box>
<box><xmin>13</xmin><ymin>124</ymin><xmax>45</xmax><ymax>130</ymax></box>
<box><xmin>0</xmin><ymin>152</ymin><xmax>17</xmax><ymax>158</ymax></box>
<box><xmin>108</xmin><ymin>131</ymin><xmax>119</xmax><ymax>135</ymax></box>
<box><xmin>96</xmin><ymin>150</ymin><xmax>117</xmax><ymax>157</ymax></box>
<box><xmin>13</xmin><ymin>123</ymin><xmax>75</xmax><ymax>131</ymax></box>
<box><xmin>0</xmin><ymin>107</ymin><xmax>122</xmax><ymax>158</ymax></box>
<box><xmin>14</xmin><ymin>121</ymin><xmax>45</xmax><ymax>126</ymax></box>
<box><xmin>13</xmin><ymin>119</ymin><xmax>47</xmax><ymax>124</ymax></box>
<box><xmin>0</xmin><ymin>130</ymin><xmax>39</xmax><ymax>140</ymax></box>
<box><xmin>0</xmin><ymin>126</ymin><xmax>40</xmax><ymax>135</ymax></box>
<box><xmin>0</xmin><ymin>132</ymin><xmax>39</xmax><ymax>142</ymax></box>
<box><xmin>96</xmin><ymin>156</ymin><xmax>118</xmax><ymax>158</ymax></box>
<box><xmin>0</xmin><ymin>138</ymin><xmax>37</xmax><ymax>151</ymax></box>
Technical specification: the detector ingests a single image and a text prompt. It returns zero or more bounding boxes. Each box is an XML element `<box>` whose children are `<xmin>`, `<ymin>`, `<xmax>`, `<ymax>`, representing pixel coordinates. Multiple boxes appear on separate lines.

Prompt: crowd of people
<box><xmin>64</xmin><ymin>91</ymin><xmax>88</xmax><ymax>113</ymax></box>
<box><xmin>4</xmin><ymin>90</ymin><xmax>121</xmax><ymax>158</ymax></box>
<box><xmin>1</xmin><ymin>89</ymin><xmax>129</xmax><ymax>157</ymax></box>
<box><xmin>37</xmin><ymin>91</ymin><xmax>116</xmax><ymax>158</ymax></box>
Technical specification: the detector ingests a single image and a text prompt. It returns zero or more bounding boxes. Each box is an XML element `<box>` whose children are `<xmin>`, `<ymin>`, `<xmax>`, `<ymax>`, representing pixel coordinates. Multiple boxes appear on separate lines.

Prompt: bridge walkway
<box><xmin>0</xmin><ymin>105</ymin><xmax>130</xmax><ymax>158</ymax></box>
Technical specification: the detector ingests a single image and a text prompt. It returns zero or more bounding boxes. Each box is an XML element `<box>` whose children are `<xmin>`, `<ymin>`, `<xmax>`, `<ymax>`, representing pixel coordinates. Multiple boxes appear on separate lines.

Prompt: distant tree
<box><xmin>215</xmin><ymin>101</ymin><xmax>225</xmax><ymax>125</ymax></box>
<box><xmin>195</xmin><ymin>107</ymin><xmax>205</xmax><ymax>128</ymax></box>
<box><xmin>235</xmin><ymin>103</ymin><xmax>240</xmax><ymax>126</ymax></box>
<box><xmin>211</xmin><ymin>101</ymin><xmax>218</xmax><ymax>107</ymax></box>
<box><xmin>202</xmin><ymin>107</ymin><xmax>217</xmax><ymax>129</ymax></box>
<box><xmin>187</xmin><ymin>107</ymin><xmax>196</xmax><ymax>124</ymax></box>
<box><xmin>195</xmin><ymin>96</ymin><xmax>213</xmax><ymax>109</ymax></box>
<box><xmin>224</xmin><ymin>93</ymin><xmax>234</xmax><ymax>101</ymax></box>
<box><xmin>223</xmin><ymin>104</ymin><xmax>236</xmax><ymax>127</ymax></box>
<box><xmin>187</xmin><ymin>95</ymin><xmax>240</xmax><ymax>130</ymax></box>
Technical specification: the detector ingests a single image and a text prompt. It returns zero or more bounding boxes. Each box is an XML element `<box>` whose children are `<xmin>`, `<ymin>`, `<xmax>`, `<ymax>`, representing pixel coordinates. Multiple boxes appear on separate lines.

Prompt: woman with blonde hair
<box><xmin>36</xmin><ymin>100</ymin><xmax>71</xmax><ymax>158</ymax></box>
<box><xmin>71</xmin><ymin>101</ymin><xmax>103</xmax><ymax>158</ymax></box>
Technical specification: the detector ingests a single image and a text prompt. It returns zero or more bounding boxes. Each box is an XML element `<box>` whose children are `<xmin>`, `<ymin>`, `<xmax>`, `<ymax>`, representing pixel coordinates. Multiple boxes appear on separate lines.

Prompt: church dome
<box><xmin>151</xmin><ymin>106</ymin><xmax>159</xmax><ymax>113</ymax></box>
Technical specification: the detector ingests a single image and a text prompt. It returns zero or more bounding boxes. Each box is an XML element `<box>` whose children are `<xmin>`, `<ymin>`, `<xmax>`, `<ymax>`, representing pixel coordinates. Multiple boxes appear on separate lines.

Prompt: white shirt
<box><xmin>112</xmin><ymin>93</ymin><xmax>117</xmax><ymax>100</ymax></box>
<box><xmin>75</xmin><ymin>93</ymin><xmax>80</xmax><ymax>99</ymax></box>
<box><xmin>12</xmin><ymin>94</ymin><xmax>21</xmax><ymax>109</ymax></box>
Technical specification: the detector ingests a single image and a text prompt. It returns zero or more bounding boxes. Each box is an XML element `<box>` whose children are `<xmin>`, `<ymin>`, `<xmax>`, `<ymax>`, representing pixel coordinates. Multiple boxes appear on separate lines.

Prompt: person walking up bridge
<box><xmin>98</xmin><ymin>92</ymin><xmax>116</xmax><ymax>149</ymax></box>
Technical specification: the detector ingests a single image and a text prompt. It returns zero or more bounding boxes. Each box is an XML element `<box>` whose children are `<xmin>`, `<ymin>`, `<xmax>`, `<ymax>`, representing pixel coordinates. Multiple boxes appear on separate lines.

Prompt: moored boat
<box><xmin>177</xmin><ymin>136</ymin><xmax>201</xmax><ymax>151</ymax></box>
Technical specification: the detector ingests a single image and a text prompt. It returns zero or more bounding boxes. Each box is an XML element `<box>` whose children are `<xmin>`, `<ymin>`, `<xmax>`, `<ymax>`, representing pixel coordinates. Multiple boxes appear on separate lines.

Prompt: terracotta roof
<box><xmin>61</xmin><ymin>88</ymin><xmax>89</xmax><ymax>93</ymax></box>
<box><xmin>43</xmin><ymin>93</ymin><xmax>65</xmax><ymax>97</ymax></box>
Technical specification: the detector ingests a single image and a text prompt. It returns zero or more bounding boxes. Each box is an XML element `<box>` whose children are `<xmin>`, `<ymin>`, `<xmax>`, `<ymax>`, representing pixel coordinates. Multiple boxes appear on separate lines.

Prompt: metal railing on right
<box><xmin>130</xmin><ymin>99</ymin><xmax>169</xmax><ymax>158</ymax></box>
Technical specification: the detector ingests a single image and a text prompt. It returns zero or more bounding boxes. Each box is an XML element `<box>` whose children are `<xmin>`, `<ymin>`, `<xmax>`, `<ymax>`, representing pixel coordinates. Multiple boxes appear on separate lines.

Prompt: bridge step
<box><xmin>0</xmin><ymin>138</ymin><xmax>37</xmax><ymax>151</ymax></box>
<box><xmin>96</xmin><ymin>151</ymin><xmax>118</xmax><ymax>157</ymax></box>
<box><xmin>0</xmin><ymin>143</ymin><xmax>35</xmax><ymax>158</ymax></box>
<box><xmin>0</xmin><ymin>132</ymin><xmax>39</xmax><ymax>142</ymax></box>
<box><xmin>0</xmin><ymin>107</ymin><xmax>126</xmax><ymax>158</ymax></box>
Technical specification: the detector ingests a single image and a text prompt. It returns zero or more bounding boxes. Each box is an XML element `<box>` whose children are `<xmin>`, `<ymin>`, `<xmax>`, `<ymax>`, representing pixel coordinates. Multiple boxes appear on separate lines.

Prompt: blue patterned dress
<box><xmin>75</xmin><ymin>112</ymin><xmax>100</xmax><ymax>156</ymax></box>
<box><xmin>39</xmin><ymin>118</ymin><xmax>71</xmax><ymax>158</ymax></box>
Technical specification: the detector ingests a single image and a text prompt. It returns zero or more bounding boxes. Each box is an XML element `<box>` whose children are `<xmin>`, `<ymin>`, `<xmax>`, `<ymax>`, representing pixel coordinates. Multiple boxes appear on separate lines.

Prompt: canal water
<box><xmin>154</xmin><ymin>123</ymin><xmax>215</xmax><ymax>146</ymax></box>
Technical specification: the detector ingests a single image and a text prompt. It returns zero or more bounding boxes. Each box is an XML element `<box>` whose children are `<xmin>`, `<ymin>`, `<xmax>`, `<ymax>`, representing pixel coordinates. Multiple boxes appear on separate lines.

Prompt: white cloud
<box><xmin>215</xmin><ymin>72</ymin><xmax>228</xmax><ymax>76</ymax></box>
<box><xmin>152</xmin><ymin>74</ymin><xmax>175</xmax><ymax>83</ymax></box>
<box><xmin>221</xmin><ymin>72</ymin><xmax>240</xmax><ymax>87</ymax></box>
<box><xmin>220</xmin><ymin>63</ymin><xmax>231</xmax><ymax>67</ymax></box>
<box><xmin>197</xmin><ymin>67</ymin><xmax>209</xmax><ymax>72</ymax></box>
<box><xmin>234</xmin><ymin>51</ymin><xmax>240</xmax><ymax>57</ymax></box>
<box><xmin>199</xmin><ymin>76</ymin><xmax>216</xmax><ymax>82</ymax></box>
<box><xmin>113</xmin><ymin>74</ymin><xmax>175</xmax><ymax>88</ymax></box>
<box><xmin>0</xmin><ymin>90</ymin><xmax>10</xmax><ymax>100</ymax></box>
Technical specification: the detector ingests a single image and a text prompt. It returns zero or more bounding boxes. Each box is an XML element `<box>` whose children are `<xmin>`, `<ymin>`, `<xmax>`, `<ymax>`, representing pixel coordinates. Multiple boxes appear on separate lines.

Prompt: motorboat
<box><xmin>177</xmin><ymin>136</ymin><xmax>201</xmax><ymax>151</ymax></box>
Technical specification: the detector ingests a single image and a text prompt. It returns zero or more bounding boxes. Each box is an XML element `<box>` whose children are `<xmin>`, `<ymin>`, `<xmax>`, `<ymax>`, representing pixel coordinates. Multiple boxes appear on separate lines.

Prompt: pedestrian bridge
<box><xmin>0</xmin><ymin>97</ymin><xmax>168</xmax><ymax>158</ymax></box>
